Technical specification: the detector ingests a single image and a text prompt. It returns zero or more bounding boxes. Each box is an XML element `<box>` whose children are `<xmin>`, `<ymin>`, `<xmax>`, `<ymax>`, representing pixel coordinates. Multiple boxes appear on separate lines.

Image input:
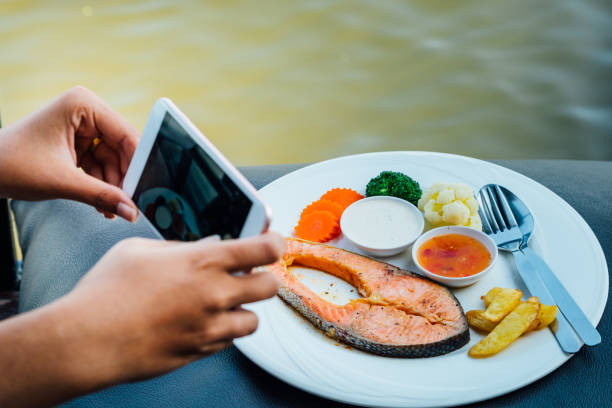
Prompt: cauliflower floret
<box><xmin>418</xmin><ymin>182</ymin><xmax>447</xmax><ymax>209</ymax></box>
<box><xmin>436</xmin><ymin>188</ymin><xmax>455</xmax><ymax>204</ymax></box>
<box><xmin>468</xmin><ymin>214</ymin><xmax>482</xmax><ymax>230</ymax></box>
<box><xmin>454</xmin><ymin>184</ymin><xmax>472</xmax><ymax>201</ymax></box>
<box><xmin>442</xmin><ymin>201</ymin><xmax>470</xmax><ymax>225</ymax></box>
<box><xmin>417</xmin><ymin>196</ymin><xmax>428</xmax><ymax>211</ymax></box>
<box><xmin>423</xmin><ymin>199</ymin><xmax>442</xmax><ymax>224</ymax></box>
<box><xmin>465</xmin><ymin>196</ymin><xmax>479</xmax><ymax>214</ymax></box>
<box><xmin>429</xmin><ymin>182</ymin><xmax>449</xmax><ymax>193</ymax></box>
<box><xmin>418</xmin><ymin>182</ymin><xmax>481</xmax><ymax>230</ymax></box>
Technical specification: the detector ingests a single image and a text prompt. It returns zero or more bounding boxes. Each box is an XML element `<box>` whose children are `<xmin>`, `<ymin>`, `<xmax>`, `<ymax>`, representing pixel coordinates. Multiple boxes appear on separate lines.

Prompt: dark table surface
<box><xmin>57</xmin><ymin>159</ymin><xmax>609</xmax><ymax>407</ymax></box>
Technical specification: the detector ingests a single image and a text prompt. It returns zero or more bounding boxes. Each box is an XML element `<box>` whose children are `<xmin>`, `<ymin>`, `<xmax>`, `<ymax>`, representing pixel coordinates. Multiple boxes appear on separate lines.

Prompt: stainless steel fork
<box><xmin>478</xmin><ymin>185</ymin><xmax>523</xmax><ymax>250</ymax></box>
<box><xmin>477</xmin><ymin>184</ymin><xmax>585</xmax><ymax>353</ymax></box>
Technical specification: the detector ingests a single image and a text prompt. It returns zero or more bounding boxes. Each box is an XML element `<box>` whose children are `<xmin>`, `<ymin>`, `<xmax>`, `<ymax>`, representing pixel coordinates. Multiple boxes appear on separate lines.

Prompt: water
<box><xmin>1</xmin><ymin>0</ymin><xmax>611</xmax><ymax>165</ymax></box>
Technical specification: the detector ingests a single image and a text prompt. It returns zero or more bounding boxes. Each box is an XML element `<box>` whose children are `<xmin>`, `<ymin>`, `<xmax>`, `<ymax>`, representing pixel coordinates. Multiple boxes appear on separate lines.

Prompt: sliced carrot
<box><xmin>294</xmin><ymin>210</ymin><xmax>340</xmax><ymax>242</ymax></box>
<box><xmin>320</xmin><ymin>188</ymin><xmax>364</xmax><ymax>211</ymax></box>
<box><xmin>300</xmin><ymin>199</ymin><xmax>344</xmax><ymax>220</ymax></box>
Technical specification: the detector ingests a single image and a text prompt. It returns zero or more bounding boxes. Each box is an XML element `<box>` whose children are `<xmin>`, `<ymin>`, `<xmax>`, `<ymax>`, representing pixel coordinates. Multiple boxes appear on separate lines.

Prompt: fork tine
<box><xmin>478</xmin><ymin>207</ymin><xmax>493</xmax><ymax>234</ymax></box>
<box><xmin>486</xmin><ymin>186</ymin><xmax>506</xmax><ymax>231</ymax></box>
<box><xmin>479</xmin><ymin>188</ymin><xmax>498</xmax><ymax>232</ymax></box>
<box><xmin>478</xmin><ymin>187</ymin><xmax>499</xmax><ymax>233</ymax></box>
<box><xmin>477</xmin><ymin>192</ymin><xmax>494</xmax><ymax>234</ymax></box>
<box><xmin>494</xmin><ymin>185</ymin><xmax>519</xmax><ymax>228</ymax></box>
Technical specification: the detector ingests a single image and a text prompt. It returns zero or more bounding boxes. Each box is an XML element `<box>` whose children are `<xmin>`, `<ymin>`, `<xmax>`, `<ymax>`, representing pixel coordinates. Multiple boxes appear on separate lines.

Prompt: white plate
<box><xmin>234</xmin><ymin>152</ymin><xmax>608</xmax><ymax>407</ymax></box>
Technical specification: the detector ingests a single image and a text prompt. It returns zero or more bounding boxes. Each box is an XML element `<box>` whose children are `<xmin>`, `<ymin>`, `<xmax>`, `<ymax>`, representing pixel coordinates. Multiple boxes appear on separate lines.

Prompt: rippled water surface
<box><xmin>1</xmin><ymin>0</ymin><xmax>611</xmax><ymax>164</ymax></box>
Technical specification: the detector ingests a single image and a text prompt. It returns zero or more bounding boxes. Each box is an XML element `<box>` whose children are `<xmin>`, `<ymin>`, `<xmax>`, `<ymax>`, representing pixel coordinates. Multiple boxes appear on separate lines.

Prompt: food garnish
<box><xmin>416</xmin><ymin>233</ymin><xmax>491</xmax><ymax>278</ymax></box>
<box><xmin>264</xmin><ymin>238</ymin><xmax>470</xmax><ymax>357</ymax></box>
<box><xmin>294</xmin><ymin>188</ymin><xmax>363</xmax><ymax>242</ymax></box>
<box><xmin>300</xmin><ymin>199</ymin><xmax>344</xmax><ymax>220</ymax></box>
<box><xmin>467</xmin><ymin>288</ymin><xmax>558</xmax><ymax>357</ymax></box>
<box><xmin>320</xmin><ymin>188</ymin><xmax>364</xmax><ymax>210</ymax></box>
<box><xmin>294</xmin><ymin>210</ymin><xmax>339</xmax><ymax>243</ymax></box>
<box><xmin>417</xmin><ymin>182</ymin><xmax>482</xmax><ymax>230</ymax></box>
<box><xmin>365</xmin><ymin>171</ymin><xmax>422</xmax><ymax>206</ymax></box>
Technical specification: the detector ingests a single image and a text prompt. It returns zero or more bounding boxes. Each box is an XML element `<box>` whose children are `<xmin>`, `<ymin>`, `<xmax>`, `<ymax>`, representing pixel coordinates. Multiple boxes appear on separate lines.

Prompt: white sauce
<box><xmin>341</xmin><ymin>198</ymin><xmax>421</xmax><ymax>249</ymax></box>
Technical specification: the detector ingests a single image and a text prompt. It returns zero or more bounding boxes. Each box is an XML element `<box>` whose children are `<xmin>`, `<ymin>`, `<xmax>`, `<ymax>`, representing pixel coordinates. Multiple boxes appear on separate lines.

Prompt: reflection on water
<box><xmin>1</xmin><ymin>0</ymin><xmax>611</xmax><ymax>164</ymax></box>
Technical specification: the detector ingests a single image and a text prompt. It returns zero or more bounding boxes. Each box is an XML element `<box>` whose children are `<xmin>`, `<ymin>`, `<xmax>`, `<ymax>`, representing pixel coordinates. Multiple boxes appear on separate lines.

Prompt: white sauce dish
<box><xmin>340</xmin><ymin>196</ymin><xmax>424</xmax><ymax>257</ymax></box>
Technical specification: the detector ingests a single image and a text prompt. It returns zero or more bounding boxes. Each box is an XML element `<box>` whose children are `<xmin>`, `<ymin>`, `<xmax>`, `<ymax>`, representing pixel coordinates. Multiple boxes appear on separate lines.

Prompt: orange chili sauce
<box><xmin>417</xmin><ymin>234</ymin><xmax>491</xmax><ymax>278</ymax></box>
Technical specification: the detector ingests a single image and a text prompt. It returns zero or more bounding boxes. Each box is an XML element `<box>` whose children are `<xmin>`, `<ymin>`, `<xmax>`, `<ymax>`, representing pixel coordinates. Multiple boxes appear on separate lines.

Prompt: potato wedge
<box><xmin>482</xmin><ymin>288</ymin><xmax>522</xmax><ymax>322</ymax></box>
<box><xmin>469</xmin><ymin>301</ymin><xmax>539</xmax><ymax>358</ymax></box>
<box><xmin>482</xmin><ymin>287</ymin><xmax>503</xmax><ymax>308</ymax></box>
<box><xmin>467</xmin><ymin>310</ymin><xmax>497</xmax><ymax>332</ymax></box>
<box><xmin>524</xmin><ymin>297</ymin><xmax>541</xmax><ymax>331</ymax></box>
<box><xmin>527</xmin><ymin>303</ymin><xmax>558</xmax><ymax>332</ymax></box>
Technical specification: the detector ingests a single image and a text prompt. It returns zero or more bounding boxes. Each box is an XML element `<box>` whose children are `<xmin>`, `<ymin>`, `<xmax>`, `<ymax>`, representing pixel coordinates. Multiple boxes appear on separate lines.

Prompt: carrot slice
<box><xmin>320</xmin><ymin>188</ymin><xmax>364</xmax><ymax>210</ymax></box>
<box><xmin>300</xmin><ymin>199</ymin><xmax>344</xmax><ymax>220</ymax></box>
<box><xmin>294</xmin><ymin>210</ymin><xmax>340</xmax><ymax>242</ymax></box>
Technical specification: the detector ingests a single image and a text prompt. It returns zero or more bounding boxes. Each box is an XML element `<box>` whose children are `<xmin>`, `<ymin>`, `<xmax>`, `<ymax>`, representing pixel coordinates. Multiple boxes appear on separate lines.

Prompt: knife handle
<box><xmin>512</xmin><ymin>250</ymin><xmax>582</xmax><ymax>353</ymax></box>
<box><xmin>519</xmin><ymin>247</ymin><xmax>601</xmax><ymax>346</ymax></box>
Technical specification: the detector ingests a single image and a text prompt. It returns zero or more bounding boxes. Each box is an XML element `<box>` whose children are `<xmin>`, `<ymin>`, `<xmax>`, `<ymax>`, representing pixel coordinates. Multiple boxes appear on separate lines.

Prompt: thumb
<box><xmin>67</xmin><ymin>171</ymin><xmax>139</xmax><ymax>222</ymax></box>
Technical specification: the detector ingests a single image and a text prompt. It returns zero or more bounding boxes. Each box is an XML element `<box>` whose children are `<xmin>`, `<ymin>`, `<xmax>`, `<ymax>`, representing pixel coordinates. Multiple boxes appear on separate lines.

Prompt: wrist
<box><xmin>0</xmin><ymin>295</ymin><xmax>122</xmax><ymax>407</ymax></box>
<box><xmin>46</xmin><ymin>294</ymin><xmax>124</xmax><ymax>393</ymax></box>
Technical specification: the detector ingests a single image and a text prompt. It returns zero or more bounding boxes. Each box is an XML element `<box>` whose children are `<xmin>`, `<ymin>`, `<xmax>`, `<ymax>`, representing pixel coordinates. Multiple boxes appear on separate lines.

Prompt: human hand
<box><xmin>0</xmin><ymin>86</ymin><xmax>139</xmax><ymax>221</ymax></box>
<box><xmin>56</xmin><ymin>232</ymin><xmax>283</xmax><ymax>390</ymax></box>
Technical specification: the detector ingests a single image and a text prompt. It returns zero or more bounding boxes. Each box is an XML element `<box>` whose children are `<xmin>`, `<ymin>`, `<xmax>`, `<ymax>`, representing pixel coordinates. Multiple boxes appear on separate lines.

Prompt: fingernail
<box><xmin>117</xmin><ymin>202</ymin><xmax>138</xmax><ymax>223</ymax></box>
<box><xmin>203</xmin><ymin>234</ymin><xmax>221</xmax><ymax>242</ymax></box>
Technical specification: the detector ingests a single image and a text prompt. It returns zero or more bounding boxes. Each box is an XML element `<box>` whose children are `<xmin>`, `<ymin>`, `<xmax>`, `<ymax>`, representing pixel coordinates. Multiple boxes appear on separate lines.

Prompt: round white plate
<box><xmin>234</xmin><ymin>152</ymin><xmax>608</xmax><ymax>407</ymax></box>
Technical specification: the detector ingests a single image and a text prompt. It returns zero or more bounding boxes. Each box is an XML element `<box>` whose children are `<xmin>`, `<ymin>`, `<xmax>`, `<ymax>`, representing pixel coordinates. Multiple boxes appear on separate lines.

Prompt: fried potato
<box><xmin>482</xmin><ymin>288</ymin><xmax>522</xmax><ymax>322</ymax></box>
<box><xmin>482</xmin><ymin>287</ymin><xmax>503</xmax><ymax>307</ymax></box>
<box><xmin>469</xmin><ymin>297</ymin><xmax>550</xmax><ymax>333</ymax></box>
<box><xmin>527</xmin><ymin>303</ymin><xmax>558</xmax><ymax>332</ymax></box>
<box><xmin>469</xmin><ymin>301</ymin><xmax>539</xmax><ymax>358</ymax></box>
<box><xmin>466</xmin><ymin>310</ymin><xmax>497</xmax><ymax>333</ymax></box>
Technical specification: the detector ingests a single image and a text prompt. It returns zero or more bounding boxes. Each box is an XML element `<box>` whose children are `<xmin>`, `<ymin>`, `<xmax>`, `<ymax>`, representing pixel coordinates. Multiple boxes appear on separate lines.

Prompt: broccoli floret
<box><xmin>365</xmin><ymin>171</ymin><xmax>422</xmax><ymax>206</ymax></box>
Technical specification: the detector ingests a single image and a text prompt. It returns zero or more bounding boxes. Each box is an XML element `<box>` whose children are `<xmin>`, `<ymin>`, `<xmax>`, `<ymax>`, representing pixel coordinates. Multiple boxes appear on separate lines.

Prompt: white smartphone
<box><xmin>123</xmin><ymin>98</ymin><xmax>271</xmax><ymax>241</ymax></box>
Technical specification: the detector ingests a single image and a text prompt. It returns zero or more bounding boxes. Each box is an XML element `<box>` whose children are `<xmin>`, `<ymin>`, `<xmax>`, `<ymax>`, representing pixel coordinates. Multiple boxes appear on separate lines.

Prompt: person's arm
<box><xmin>0</xmin><ymin>86</ymin><xmax>139</xmax><ymax>221</ymax></box>
<box><xmin>0</xmin><ymin>295</ymin><xmax>98</xmax><ymax>404</ymax></box>
<box><xmin>0</xmin><ymin>87</ymin><xmax>284</xmax><ymax>407</ymax></box>
<box><xmin>0</xmin><ymin>233</ymin><xmax>283</xmax><ymax>407</ymax></box>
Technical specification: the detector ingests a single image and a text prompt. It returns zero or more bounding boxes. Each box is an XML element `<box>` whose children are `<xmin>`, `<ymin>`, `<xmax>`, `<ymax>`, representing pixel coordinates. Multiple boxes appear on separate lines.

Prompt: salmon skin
<box><xmin>263</xmin><ymin>238</ymin><xmax>469</xmax><ymax>358</ymax></box>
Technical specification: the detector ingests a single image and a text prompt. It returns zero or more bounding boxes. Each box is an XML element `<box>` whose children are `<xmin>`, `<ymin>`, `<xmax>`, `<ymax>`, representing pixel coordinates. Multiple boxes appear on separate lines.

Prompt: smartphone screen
<box><xmin>132</xmin><ymin>113</ymin><xmax>252</xmax><ymax>241</ymax></box>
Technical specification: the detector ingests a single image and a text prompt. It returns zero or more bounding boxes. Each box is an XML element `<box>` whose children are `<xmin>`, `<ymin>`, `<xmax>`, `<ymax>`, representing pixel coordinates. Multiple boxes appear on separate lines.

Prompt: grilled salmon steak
<box><xmin>264</xmin><ymin>238</ymin><xmax>469</xmax><ymax>357</ymax></box>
